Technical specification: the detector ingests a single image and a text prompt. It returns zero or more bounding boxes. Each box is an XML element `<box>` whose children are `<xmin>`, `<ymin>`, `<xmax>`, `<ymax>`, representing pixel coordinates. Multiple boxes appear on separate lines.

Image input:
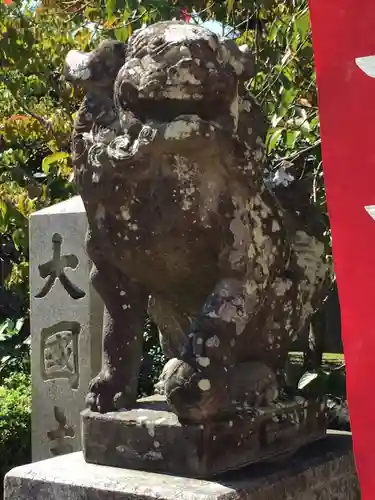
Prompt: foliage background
<box><xmin>0</xmin><ymin>0</ymin><xmax>342</xmax><ymax>484</ymax></box>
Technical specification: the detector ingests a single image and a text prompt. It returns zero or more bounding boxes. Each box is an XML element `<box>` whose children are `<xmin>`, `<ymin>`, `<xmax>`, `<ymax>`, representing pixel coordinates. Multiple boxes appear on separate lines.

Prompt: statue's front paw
<box><xmin>86</xmin><ymin>370</ymin><xmax>131</xmax><ymax>413</ymax></box>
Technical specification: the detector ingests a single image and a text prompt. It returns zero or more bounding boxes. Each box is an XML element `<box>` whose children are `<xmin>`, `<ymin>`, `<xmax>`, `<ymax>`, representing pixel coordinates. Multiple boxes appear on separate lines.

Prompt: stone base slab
<box><xmin>4</xmin><ymin>432</ymin><xmax>360</xmax><ymax>500</ymax></box>
<box><xmin>81</xmin><ymin>395</ymin><xmax>326</xmax><ymax>477</ymax></box>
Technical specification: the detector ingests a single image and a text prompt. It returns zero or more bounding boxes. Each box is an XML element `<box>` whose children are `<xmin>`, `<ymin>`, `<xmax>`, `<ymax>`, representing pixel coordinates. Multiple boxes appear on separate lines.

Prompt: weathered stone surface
<box><xmin>29</xmin><ymin>196</ymin><xmax>103</xmax><ymax>461</ymax></box>
<box><xmin>82</xmin><ymin>395</ymin><xmax>326</xmax><ymax>477</ymax></box>
<box><xmin>4</xmin><ymin>432</ymin><xmax>359</xmax><ymax>500</ymax></box>
<box><xmin>63</xmin><ymin>19</ymin><xmax>332</xmax><ymax>468</ymax></box>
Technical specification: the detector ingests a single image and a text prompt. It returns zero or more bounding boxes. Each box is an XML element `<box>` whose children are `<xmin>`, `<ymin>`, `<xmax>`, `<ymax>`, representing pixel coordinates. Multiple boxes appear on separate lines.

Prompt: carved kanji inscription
<box><xmin>41</xmin><ymin>320</ymin><xmax>80</xmax><ymax>389</ymax></box>
<box><xmin>47</xmin><ymin>405</ymin><xmax>75</xmax><ymax>456</ymax></box>
<box><xmin>35</xmin><ymin>232</ymin><xmax>85</xmax><ymax>299</ymax></box>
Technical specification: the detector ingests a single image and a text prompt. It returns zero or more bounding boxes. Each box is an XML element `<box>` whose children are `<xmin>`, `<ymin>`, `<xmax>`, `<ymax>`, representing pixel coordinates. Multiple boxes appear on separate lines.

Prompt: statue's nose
<box><xmin>167</xmin><ymin>58</ymin><xmax>202</xmax><ymax>85</ymax></box>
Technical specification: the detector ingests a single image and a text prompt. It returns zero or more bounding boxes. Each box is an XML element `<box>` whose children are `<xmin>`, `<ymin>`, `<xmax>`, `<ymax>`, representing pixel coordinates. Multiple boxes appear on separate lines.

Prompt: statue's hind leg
<box><xmin>163</xmin><ymin>278</ymin><xmax>278</xmax><ymax>422</ymax></box>
<box><xmin>180</xmin><ymin>277</ymin><xmax>254</xmax><ymax>364</ymax></box>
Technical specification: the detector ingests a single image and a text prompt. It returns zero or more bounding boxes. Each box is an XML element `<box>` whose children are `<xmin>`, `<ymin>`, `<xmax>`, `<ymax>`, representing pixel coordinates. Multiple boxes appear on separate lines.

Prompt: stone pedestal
<box><xmin>29</xmin><ymin>196</ymin><xmax>103</xmax><ymax>461</ymax></box>
<box><xmin>4</xmin><ymin>432</ymin><xmax>360</xmax><ymax>500</ymax></box>
<box><xmin>82</xmin><ymin>395</ymin><xmax>326</xmax><ymax>478</ymax></box>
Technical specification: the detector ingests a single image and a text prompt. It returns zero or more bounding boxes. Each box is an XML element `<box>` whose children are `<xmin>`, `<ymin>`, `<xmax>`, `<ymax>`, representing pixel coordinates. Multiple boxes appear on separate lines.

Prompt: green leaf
<box><xmin>267</xmin><ymin>127</ymin><xmax>283</xmax><ymax>153</ymax></box>
<box><xmin>295</xmin><ymin>9</ymin><xmax>310</xmax><ymax>40</ymax></box>
<box><xmin>286</xmin><ymin>130</ymin><xmax>300</xmax><ymax>149</ymax></box>
<box><xmin>278</xmin><ymin>88</ymin><xmax>298</xmax><ymax>119</ymax></box>
<box><xmin>0</xmin><ymin>317</ymin><xmax>24</xmax><ymax>337</ymax></box>
<box><xmin>12</xmin><ymin>227</ymin><xmax>26</xmax><ymax>251</ymax></box>
<box><xmin>106</xmin><ymin>0</ymin><xmax>117</xmax><ymax>20</ymax></box>
<box><xmin>298</xmin><ymin>371</ymin><xmax>319</xmax><ymax>390</ymax></box>
<box><xmin>84</xmin><ymin>7</ymin><xmax>100</xmax><ymax>21</ymax></box>
<box><xmin>14</xmin><ymin>318</ymin><xmax>25</xmax><ymax>334</ymax></box>
<box><xmin>268</xmin><ymin>22</ymin><xmax>280</xmax><ymax>42</ymax></box>
<box><xmin>0</xmin><ymin>199</ymin><xmax>7</xmax><ymax>219</ymax></box>
<box><xmin>115</xmin><ymin>26</ymin><xmax>129</xmax><ymax>42</ymax></box>
<box><xmin>0</xmin><ymin>320</ymin><xmax>11</xmax><ymax>337</ymax></box>
<box><xmin>42</xmin><ymin>152</ymin><xmax>69</xmax><ymax>175</ymax></box>
<box><xmin>226</xmin><ymin>0</ymin><xmax>235</xmax><ymax>15</ymax></box>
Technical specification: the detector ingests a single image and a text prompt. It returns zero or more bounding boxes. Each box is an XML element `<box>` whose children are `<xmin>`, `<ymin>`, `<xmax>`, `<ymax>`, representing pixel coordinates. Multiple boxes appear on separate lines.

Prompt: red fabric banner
<box><xmin>309</xmin><ymin>2</ymin><xmax>375</xmax><ymax>498</ymax></box>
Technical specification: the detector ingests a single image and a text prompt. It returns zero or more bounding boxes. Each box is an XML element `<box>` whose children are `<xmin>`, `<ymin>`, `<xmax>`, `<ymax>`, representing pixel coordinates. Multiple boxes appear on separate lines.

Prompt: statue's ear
<box><xmin>238</xmin><ymin>44</ymin><xmax>255</xmax><ymax>79</ymax></box>
<box><xmin>220</xmin><ymin>39</ymin><xmax>255</xmax><ymax>80</ymax></box>
<box><xmin>64</xmin><ymin>41</ymin><xmax>127</xmax><ymax>89</ymax></box>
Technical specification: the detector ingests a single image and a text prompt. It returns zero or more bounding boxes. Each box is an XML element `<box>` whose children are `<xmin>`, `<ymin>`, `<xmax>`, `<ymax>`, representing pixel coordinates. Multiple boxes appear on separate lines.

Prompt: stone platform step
<box><xmin>4</xmin><ymin>431</ymin><xmax>360</xmax><ymax>500</ymax></box>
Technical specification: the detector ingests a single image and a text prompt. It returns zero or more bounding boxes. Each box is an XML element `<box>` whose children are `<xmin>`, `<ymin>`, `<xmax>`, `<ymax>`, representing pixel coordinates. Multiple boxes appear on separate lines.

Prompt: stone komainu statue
<box><xmin>65</xmin><ymin>20</ymin><xmax>331</xmax><ymax>472</ymax></box>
